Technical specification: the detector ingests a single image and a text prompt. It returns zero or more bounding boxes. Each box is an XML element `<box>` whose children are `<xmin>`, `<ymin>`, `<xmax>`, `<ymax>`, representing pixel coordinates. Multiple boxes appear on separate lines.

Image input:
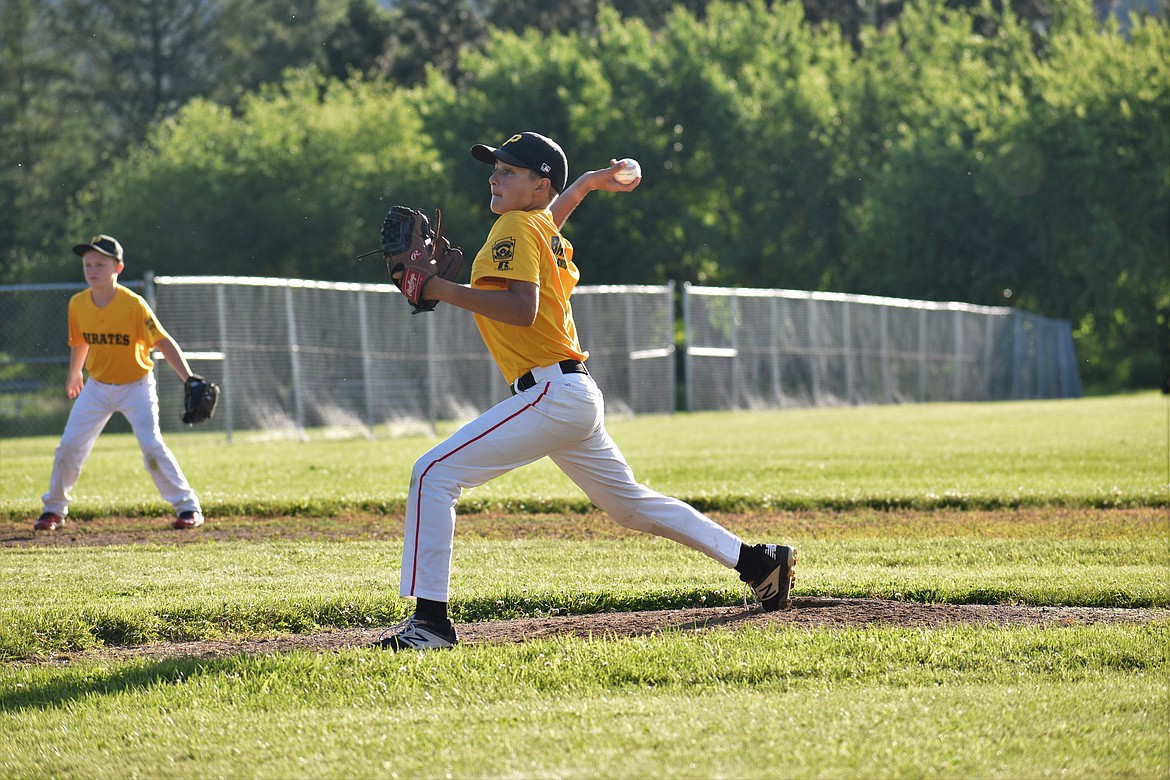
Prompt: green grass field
<box><xmin>1</xmin><ymin>392</ymin><xmax>1167</xmax><ymax>778</ymax></box>
<box><xmin>1</xmin><ymin>392</ymin><xmax>1166</xmax><ymax>519</ymax></box>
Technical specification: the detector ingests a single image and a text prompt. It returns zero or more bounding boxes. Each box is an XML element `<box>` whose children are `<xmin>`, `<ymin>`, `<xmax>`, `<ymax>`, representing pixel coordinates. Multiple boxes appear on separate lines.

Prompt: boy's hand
<box><xmin>66</xmin><ymin>373</ymin><xmax>84</xmax><ymax>399</ymax></box>
<box><xmin>594</xmin><ymin>159</ymin><xmax>642</xmax><ymax>192</ymax></box>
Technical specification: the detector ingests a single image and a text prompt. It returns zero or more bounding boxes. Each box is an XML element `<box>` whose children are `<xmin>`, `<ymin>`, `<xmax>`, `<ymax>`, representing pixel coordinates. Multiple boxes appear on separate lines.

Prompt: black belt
<box><xmin>511</xmin><ymin>360</ymin><xmax>588</xmax><ymax>395</ymax></box>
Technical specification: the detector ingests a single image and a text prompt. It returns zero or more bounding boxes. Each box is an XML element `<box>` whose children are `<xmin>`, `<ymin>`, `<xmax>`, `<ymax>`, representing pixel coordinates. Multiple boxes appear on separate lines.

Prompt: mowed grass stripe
<box><xmin>2</xmin><ymin>522</ymin><xmax>1167</xmax><ymax>657</ymax></box>
<box><xmin>1</xmin><ymin>392</ymin><xmax>1165</xmax><ymax>518</ymax></box>
<box><xmin>1</xmin><ymin>625</ymin><xmax>1165</xmax><ymax>779</ymax></box>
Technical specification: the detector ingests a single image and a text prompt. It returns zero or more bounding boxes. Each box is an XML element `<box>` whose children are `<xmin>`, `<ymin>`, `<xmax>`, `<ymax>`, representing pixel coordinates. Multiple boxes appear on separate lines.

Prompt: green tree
<box><xmin>206</xmin><ymin>0</ymin><xmax>350</xmax><ymax>103</ymax></box>
<box><xmin>0</xmin><ymin>0</ymin><xmax>103</xmax><ymax>283</ymax></box>
<box><xmin>987</xmin><ymin>11</ymin><xmax>1170</xmax><ymax>389</ymax></box>
<box><xmin>325</xmin><ymin>0</ymin><xmax>395</xmax><ymax>80</ymax></box>
<box><xmin>377</xmin><ymin>0</ymin><xmax>489</xmax><ymax>86</ymax></box>
<box><xmin>842</xmin><ymin>0</ymin><xmax>1037</xmax><ymax>304</ymax></box>
<box><xmin>79</xmin><ymin>70</ymin><xmax>470</xmax><ymax>282</ymax></box>
<box><xmin>480</xmin><ymin>0</ymin><xmax>714</xmax><ymax>36</ymax></box>
<box><xmin>43</xmin><ymin>0</ymin><xmax>223</xmax><ymax>145</ymax></box>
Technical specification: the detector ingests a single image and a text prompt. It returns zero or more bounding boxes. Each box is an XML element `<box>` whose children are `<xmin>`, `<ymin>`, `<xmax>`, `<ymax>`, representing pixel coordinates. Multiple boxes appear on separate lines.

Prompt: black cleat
<box><xmin>375</xmin><ymin>614</ymin><xmax>458</xmax><ymax>651</ymax></box>
<box><xmin>745</xmin><ymin>544</ymin><xmax>797</xmax><ymax>611</ymax></box>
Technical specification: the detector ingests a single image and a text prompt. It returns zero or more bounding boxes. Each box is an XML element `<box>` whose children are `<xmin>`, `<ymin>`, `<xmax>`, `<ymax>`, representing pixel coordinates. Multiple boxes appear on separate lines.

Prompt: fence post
<box><xmin>682</xmin><ymin>282</ymin><xmax>693</xmax><ymax>412</ymax></box>
<box><xmin>769</xmin><ymin>293</ymin><xmax>781</xmax><ymax>407</ymax></box>
<box><xmin>879</xmin><ymin>305</ymin><xmax>891</xmax><ymax>404</ymax></box>
<box><xmin>143</xmin><ymin>271</ymin><xmax>156</xmax><ymax>311</ymax></box>
<box><xmin>425</xmin><ymin>308</ymin><xmax>436</xmax><ymax>429</ymax></box>
<box><xmin>1056</xmin><ymin>320</ymin><xmax>1081</xmax><ymax>397</ymax></box>
<box><xmin>215</xmin><ymin>285</ymin><xmax>234</xmax><ymax>443</ymax></box>
<box><xmin>729</xmin><ymin>292</ymin><xmax>739</xmax><ymax>410</ymax></box>
<box><xmin>918</xmin><ymin>307</ymin><xmax>928</xmax><ymax>402</ymax></box>
<box><xmin>284</xmin><ymin>285</ymin><xmax>306</xmax><ymax>440</ymax></box>
<box><xmin>667</xmin><ymin>281</ymin><xmax>678</xmax><ymax>413</ymax></box>
<box><xmin>625</xmin><ymin>291</ymin><xmax>636</xmax><ymax>411</ymax></box>
<box><xmin>843</xmin><ymin>300</ymin><xmax>854</xmax><ymax>404</ymax></box>
<box><xmin>982</xmin><ymin>313</ymin><xmax>995</xmax><ymax>401</ymax></box>
<box><xmin>356</xmin><ymin>290</ymin><xmax>375</xmax><ymax>438</ymax></box>
<box><xmin>953</xmin><ymin>308</ymin><xmax>963</xmax><ymax>402</ymax></box>
<box><xmin>1011</xmin><ymin>311</ymin><xmax>1023</xmax><ymax>400</ymax></box>
<box><xmin>809</xmin><ymin>298</ymin><xmax>821</xmax><ymax>405</ymax></box>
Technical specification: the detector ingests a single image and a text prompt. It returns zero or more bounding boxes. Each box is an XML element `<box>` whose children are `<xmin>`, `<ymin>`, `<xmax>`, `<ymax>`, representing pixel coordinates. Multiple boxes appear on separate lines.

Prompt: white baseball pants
<box><xmin>400</xmin><ymin>366</ymin><xmax>744</xmax><ymax>601</ymax></box>
<box><xmin>42</xmin><ymin>372</ymin><xmax>201</xmax><ymax>516</ymax></box>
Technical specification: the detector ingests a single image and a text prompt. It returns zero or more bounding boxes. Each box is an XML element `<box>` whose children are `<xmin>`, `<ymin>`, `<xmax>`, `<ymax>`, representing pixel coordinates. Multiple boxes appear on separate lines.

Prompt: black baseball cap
<box><xmin>72</xmin><ymin>234</ymin><xmax>124</xmax><ymax>262</ymax></box>
<box><xmin>471</xmin><ymin>132</ymin><xmax>568</xmax><ymax>193</ymax></box>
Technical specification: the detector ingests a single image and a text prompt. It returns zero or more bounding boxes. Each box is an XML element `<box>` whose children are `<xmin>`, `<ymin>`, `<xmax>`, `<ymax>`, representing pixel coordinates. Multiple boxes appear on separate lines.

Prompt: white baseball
<box><xmin>613</xmin><ymin>158</ymin><xmax>641</xmax><ymax>184</ymax></box>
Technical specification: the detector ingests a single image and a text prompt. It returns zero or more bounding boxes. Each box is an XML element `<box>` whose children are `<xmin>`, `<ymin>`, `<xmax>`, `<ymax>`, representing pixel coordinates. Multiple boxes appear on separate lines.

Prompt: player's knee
<box><xmin>138</xmin><ymin>441</ymin><xmax>170</xmax><ymax>467</ymax></box>
<box><xmin>609</xmin><ymin>509</ymin><xmax>654</xmax><ymax>533</ymax></box>
<box><xmin>53</xmin><ymin>447</ymin><xmax>86</xmax><ymax>473</ymax></box>
<box><xmin>411</xmin><ymin>458</ymin><xmax>461</xmax><ymax>501</ymax></box>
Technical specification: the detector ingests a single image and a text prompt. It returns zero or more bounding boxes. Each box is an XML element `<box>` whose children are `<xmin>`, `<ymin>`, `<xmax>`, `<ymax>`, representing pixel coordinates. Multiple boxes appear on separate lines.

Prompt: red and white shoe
<box><xmin>33</xmin><ymin>512</ymin><xmax>64</xmax><ymax>531</ymax></box>
<box><xmin>173</xmin><ymin>510</ymin><xmax>204</xmax><ymax>529</ymax></box>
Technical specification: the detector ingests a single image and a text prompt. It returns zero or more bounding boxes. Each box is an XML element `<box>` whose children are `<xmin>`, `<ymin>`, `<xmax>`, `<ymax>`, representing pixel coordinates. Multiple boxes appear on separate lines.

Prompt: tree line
<box><xmin>3</xmin><ymin>0</ymin><xmax>1167</xmax><ymax>392</ymax></box>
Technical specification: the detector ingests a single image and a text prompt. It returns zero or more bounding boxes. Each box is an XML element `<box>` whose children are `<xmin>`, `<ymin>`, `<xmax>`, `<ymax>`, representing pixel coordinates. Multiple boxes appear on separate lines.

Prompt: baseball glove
<box><xmin>182</xmin><ymin>374</ymin><xmax>220</xmax><ymax>425</ymax></box>
<box><xmin>382</xmin><ymin>205</ymin><xmax>463</xmax><ymax>313</ymax></box>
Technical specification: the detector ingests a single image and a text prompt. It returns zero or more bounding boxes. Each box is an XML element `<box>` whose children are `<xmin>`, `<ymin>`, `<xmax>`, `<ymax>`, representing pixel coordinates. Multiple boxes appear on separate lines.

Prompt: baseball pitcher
<box><xmin>376</xmin><ymin>132</ymin><xmax>797</xmax><ymax>650</ymax></box>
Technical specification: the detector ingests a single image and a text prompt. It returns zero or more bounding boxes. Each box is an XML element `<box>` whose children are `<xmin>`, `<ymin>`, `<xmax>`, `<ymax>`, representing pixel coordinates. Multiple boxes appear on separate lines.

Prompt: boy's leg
<box><xmin>120</xmin><ymin>374</ymin><xmax>200</xmax><ymax>514</ymax></box>
<box><xmin>549</xmin><ymin>422</ymin><xmax>744</xmax><ymax>568</ymax></box>
<box><xmin>42</xmin><ymin>380</ymin><xmax>115</xmax><ymax>516</ymax></box>
<box><xmin>548</xmin><ymin>381</ymin><xmax>796</xmax><ymax>609</ymax></box>
<box><xmin>401</xmin><ymin>386</ymin><xmax>597</xmax><ymax>601</ymax></box>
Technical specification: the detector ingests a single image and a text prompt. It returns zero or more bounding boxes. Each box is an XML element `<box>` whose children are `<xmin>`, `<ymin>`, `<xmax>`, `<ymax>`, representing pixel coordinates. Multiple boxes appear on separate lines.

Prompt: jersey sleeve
<box><xmin>136</xmin><ymin>295</ymin><xmax>170</xmax><ymax>347</ymax></box>
<box><xmin>471</xmin><ymin>211</ymin><xmax>543</xmax><ymax>287</ymax></box>
<box><xmin>67</xmin><ymin>295</ymin><xmax>84</xmax><ymax>347</ymax></box>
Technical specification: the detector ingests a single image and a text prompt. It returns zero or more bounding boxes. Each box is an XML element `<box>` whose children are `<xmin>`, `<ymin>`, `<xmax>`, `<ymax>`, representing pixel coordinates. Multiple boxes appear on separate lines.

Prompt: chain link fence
<box><xmin>682</xmin><ymin>285</ymin><xmax>1080</xmax><ymax>410</ymax></box>
<box><xmin>0</xmin><ymin>277</ymin><xmax>1078</xmax><ymax>441</ymax></box>
<box><xmin>0</xmin><ymin>277</ymin><xmax>676</xmax><ymax>440</ymax></box>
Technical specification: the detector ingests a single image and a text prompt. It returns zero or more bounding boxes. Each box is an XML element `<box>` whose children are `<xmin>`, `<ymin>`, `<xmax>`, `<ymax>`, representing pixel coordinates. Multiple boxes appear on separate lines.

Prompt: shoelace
<box><xmin>380</xmin><ymin>616</ymin><xmax>416</xmax><ymax>642</ymax></box>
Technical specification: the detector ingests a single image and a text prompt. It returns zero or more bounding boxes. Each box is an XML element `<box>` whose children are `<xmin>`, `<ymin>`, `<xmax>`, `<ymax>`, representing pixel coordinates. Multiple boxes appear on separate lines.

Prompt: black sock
<box><xmin>733</xmin><ymin>542</ymin><xmax>762</xmax><ymax>582</ymax></box>
<box><xmin>415</xmin><ymin>597</ymin><xmax>449</xmax><ymax>625</ymax></box>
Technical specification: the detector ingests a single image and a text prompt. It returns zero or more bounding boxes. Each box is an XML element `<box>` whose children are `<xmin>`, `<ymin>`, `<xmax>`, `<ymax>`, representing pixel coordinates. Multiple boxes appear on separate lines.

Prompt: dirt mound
<box><xmin>25</xmin><ymin>598</ymin><xmax>1166</xmax><ymax>666</ymax></box>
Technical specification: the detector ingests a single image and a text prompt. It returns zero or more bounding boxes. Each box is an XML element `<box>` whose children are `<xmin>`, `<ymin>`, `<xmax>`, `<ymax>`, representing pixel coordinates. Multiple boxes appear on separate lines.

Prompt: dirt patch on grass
<box><xmin>23</xmin><ymin>599</ymin><xmax>1169</xmax><ymax>667</ymax></box>
<box><xmin>5</xmin><ymin>508</ymin><xmax>1166</xmax><ymax>666</ymax></box>
<box><xmin>2</xmin><ymin>506</ymin><xmax>1164</xmax><ymax>547</ymax></box>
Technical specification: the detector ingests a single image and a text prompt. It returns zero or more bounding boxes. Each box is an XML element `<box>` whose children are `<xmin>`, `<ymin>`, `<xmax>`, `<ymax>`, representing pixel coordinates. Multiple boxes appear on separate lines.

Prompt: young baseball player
<box><xmin>34</xmin><ymin>234</ymin><xmax>206</xmax><ymax>531</ymax></box>
<box><xmin>378</xmin><ymin>132</ymin><xmax>797</xmax><ymax>650</ymax></box>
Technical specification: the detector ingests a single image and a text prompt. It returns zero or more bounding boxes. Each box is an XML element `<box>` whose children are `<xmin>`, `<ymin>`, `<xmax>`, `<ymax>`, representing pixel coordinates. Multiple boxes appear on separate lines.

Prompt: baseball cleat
<box><xmin>746</xmin><ymin>544</ymin><xmax>797</xmax><ymax>611</ymax></box>
<box><xmin>33</xmin><ymin>512</ymin><xmax>64</xmax><ymax>531</ymax></box>
<box><xmin>376</xmin><ymin>614</ymin><xmax>458</xmax><ymax>651</ymax></box>
<box><xmin>173</xmin><ymin>510</ymin><xmax>204</xmax><ymax>529</ymax></box>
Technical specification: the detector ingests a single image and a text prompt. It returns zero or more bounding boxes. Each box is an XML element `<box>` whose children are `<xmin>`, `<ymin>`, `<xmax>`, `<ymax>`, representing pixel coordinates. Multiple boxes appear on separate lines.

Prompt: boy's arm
<box><xmin>422</xmin><ymin>277</ymin><xmax>539</xmax><ymax>326</ymax></box>
<box><xmin>550</xmin><ymin>159</ymin><xmax>642</xmax><ymax>229</ymax></box>
<box><xmin>65</xmin><ymin>344</ymin><xmax>88</xmax><ymax>399</ymax></box>
<box><xmin>154</xmin><ymin>336</ymin><xmax>195</xmax><ymax>382</ymax></box>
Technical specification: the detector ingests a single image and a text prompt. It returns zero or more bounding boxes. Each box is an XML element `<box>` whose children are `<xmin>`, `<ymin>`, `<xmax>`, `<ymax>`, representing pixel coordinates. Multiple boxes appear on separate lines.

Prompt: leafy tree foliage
<box><xmin>197</xmin><ymin>0</ymin><xmax>357</xmax><ymax>103</ymax></box>
<box><xmin>326</xmin><ymin>0</ymin><xmax>396</xmax><ymax>80</ymax></box>
<box><xmin>987</xmin><ymin>10</ymin><xmax>1170</xmax><ymax>388</ymax></box>
<box><xmin>375</xmin><ymin>0</ymin><xmax>489</xmax><ymax>86</ymax></box>
<box><xmin>0</xmin><ymin>0</ymin><xmax>103</xmax><ymax>283</ymax></box>
<box><xmin>5</xmin><ymin>0</ymin><xmax>1166</xmax><ymax>390</ymax></box>
<box><xmin>82</xmin><ymin>70</ymin><xmax>474</xmax><ymax>282</ymax></box>
<box><xmin>42</xmin><ymin>0</ymin><xmax>224</xmax><ymax>145</ymax></box>
<box><xmin>480</xmin><ymin>0</ymin><xmax>714</xmax><ymax>36</ymax></box>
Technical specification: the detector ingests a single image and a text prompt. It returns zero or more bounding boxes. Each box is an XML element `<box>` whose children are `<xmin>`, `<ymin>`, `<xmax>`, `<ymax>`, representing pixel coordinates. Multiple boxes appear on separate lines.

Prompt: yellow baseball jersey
<box><xmin>67</xmin><ymin>284</ymin><xmax>170</xmax><ymax>384</ymax></box>
<box><xmin>470</xmin><ymin>208</ymin><xmax>588</xmax><ymax>384</ymax></box>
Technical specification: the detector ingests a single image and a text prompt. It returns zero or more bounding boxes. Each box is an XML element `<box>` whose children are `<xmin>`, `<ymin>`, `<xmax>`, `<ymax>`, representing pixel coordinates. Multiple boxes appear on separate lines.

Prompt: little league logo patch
<box><xmin>492</xmin><ymin>237</ymin><xmax>515</xmax><ymax>270</ymax></box>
